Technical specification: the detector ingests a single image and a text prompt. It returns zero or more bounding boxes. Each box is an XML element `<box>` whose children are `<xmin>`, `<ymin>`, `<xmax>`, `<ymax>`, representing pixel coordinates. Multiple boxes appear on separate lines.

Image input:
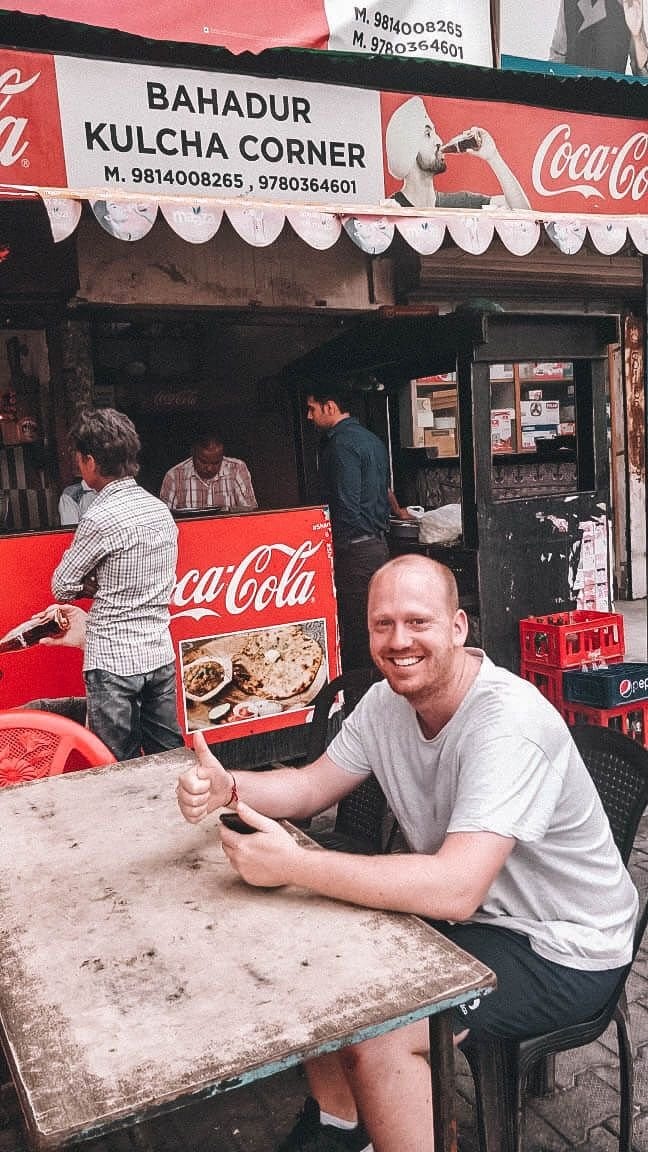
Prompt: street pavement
<box><xmin>1</xmin><ymin>602</ymin><xmax>648</xmax><ymax>1151</ymax></box>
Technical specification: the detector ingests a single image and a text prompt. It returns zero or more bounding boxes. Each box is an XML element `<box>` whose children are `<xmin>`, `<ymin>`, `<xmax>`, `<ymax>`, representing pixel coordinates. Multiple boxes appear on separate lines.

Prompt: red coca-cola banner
<box><xmin>0</xmin><ymin>53</ymin><xmax>67</xmax><ymax>186</ymax></box>
<box><xmin>3</xmin><ymin>47</ymin><xmax>648</xmax><ymax>218</ymax></box>
<box><xmin>0</xmin><ymin>507</ymin><xmax>340</xmax><ymax>746</ymax></box>
<box><xmin>171</xmin><ymin>508</ymin><xmax>339</xmax><ymax>742</ymax></box>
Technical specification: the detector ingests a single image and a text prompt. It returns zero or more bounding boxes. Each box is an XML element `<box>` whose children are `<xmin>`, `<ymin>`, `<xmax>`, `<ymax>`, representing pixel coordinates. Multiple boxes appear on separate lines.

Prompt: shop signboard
<box><xmin>5</xmin><ymin>47</ymin><xmax>648</xmax><ymax>220</ymax></box>
<box><xmin>4</xmin><ymin>0</ymin><xmax>493</xmax><ymax>61</ymax></box>
<box><xmin>0</xmin><ymin>507</ymin><xmax>340</xmax><ymax>745</ymax></box>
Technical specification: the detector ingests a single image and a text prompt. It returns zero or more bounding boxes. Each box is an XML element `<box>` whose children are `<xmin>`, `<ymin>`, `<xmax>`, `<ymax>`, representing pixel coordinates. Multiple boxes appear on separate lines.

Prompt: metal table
<box><xmin>0</xmin><ymin>750</ymin><xmax>495</xmax><ymax>1150</ymax></box>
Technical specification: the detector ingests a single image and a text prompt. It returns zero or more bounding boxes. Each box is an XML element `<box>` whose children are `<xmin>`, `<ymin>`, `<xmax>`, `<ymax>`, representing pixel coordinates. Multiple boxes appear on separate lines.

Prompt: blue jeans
<box><xmin>84</xmin><ymin>663</ymin><xmax>184</xmax><ymax>762</ymax></box>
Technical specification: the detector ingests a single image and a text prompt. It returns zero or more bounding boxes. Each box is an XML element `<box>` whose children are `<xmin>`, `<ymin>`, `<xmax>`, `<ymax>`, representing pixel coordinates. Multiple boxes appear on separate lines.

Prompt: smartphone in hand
<box><xmin>219</xmin><ymin>812</ymin><xmax>258</xmax><ymax>835</ymax></box>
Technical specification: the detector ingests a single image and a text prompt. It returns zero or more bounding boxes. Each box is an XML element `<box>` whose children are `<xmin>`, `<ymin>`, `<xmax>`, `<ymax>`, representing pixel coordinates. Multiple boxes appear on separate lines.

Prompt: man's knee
<box><xmin>339</xmin><ymin>1037</ymin><xmax>381</xmax><ymax>1081</ymax></box>
<box><xmin>340</xmin><ymin>1021</ymin><xmax>428</xmax><ymax>1077</ymax></box>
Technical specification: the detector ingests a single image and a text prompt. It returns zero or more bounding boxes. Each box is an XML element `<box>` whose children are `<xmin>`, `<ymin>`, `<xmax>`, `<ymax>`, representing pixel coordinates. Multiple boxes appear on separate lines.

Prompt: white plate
<box><xmin>232</xmin><ymin>699</ymin><xmax>283</xmax><ymax>720</ymax></box>
<box><xmin>183</xmin><ymin>654</ymin><xmax>233</xmax><ymax>703</ymax></box>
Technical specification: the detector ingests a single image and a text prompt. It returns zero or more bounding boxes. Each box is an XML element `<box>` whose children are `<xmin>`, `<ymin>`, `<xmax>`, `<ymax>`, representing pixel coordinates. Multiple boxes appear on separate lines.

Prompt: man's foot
<box><xmin>276</xmin><ymin>1097</ymin><xmax>373</xmax><ymax>1151</ymax></box>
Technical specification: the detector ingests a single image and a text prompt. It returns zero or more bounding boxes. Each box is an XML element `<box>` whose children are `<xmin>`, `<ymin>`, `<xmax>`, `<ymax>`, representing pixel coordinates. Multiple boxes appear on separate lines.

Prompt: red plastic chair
<box><xmin>0</xmin><ymin>711</ymin><xmax>114</xmax><ymax>786</ymax></box>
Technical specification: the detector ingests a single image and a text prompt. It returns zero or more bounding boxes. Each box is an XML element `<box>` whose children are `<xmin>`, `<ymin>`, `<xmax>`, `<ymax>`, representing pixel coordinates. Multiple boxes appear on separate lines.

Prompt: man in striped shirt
<box><xmin>159</xmin><ymin>430</ymin><xmax>257</xmax><ymax>513</ymax></box>
<box><xmin>52</xmin><ymin>408</ymin><xmax>184</xmax><ymax>762</ymax></box>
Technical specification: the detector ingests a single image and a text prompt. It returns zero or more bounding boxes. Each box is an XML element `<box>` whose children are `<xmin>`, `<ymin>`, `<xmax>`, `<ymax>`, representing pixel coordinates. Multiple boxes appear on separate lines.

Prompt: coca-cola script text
<box><xmin>171</xmin><ymin>540</ymin><xmax>323</xmax><ymax>620</ymax></box>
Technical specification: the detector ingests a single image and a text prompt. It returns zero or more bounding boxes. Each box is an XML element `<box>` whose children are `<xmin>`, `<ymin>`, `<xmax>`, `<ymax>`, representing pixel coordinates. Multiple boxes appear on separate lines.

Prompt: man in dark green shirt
<box><xmin>306</xmin><ymin>382</ymin><xmax>390</xmax><ymax>670</ymax></box>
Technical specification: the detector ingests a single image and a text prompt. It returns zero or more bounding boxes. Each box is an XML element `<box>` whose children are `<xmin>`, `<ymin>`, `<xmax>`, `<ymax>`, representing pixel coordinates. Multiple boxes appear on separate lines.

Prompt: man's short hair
<box><xmin>370</xmin><ymin>555</ymin><xmax>460</xmax><ymax>614</ymax></box>
<box><xmin>69</xmin><ymin>407</ymin><xmax>140</xmax><ymax>479</ymax></box>
<box><xmin>192</xmin><ymin>429</ymin><xmax>224</xmax><ymax>451</ymax></box>
<box><xmin>307</xmin><ymin>381</ymin><xmax>353</xmax><ymax>413</ymax></box>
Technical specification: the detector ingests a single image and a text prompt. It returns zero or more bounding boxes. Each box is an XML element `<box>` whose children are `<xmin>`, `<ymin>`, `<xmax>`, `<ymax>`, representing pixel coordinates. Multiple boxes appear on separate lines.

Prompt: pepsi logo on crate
<box><xmin>563</xmin><ymin>663</ymin><xmax>648</xmax><ymax>709</ymax></box>
<box><xmin>619</xmin><ymin>673</ymin><xmax>648</xmax><ymax>700</ymax></box>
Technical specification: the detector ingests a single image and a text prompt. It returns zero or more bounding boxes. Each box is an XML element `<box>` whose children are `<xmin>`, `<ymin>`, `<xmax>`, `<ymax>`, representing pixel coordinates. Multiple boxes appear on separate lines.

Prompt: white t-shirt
<box><xmin>327</xmin><ymin>651</ymin><xmax>638</xmax><ymax>971</ymax></box>
<box><xmin>58</xmin><ymin>480</ymin><xmax>97</xmax><ymax>526</ymax></box>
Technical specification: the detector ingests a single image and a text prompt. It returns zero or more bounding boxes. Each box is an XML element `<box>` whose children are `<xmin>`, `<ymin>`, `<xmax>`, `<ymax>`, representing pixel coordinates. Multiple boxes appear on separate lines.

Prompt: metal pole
<box><xmin>385</xmin><ymin>391</ymin><xmax>394</xmax><ymax>492</ymax></box>
<box><xmin>643</xmin><ymin>258</ymin><xmax>648</xmax><ymax>658</ymax></box>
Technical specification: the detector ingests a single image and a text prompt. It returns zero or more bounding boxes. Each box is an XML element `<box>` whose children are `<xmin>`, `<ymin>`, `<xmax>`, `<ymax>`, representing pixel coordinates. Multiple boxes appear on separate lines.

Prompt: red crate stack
<box><xmin>519</xmin><ymin>662</ymin><xmax>567</xmax><ymax>713</ymax></box>
<box><xmin>562</xmin><ymin>701</ymin><xmax>648</xmax><ymax>745</ymax></box>
<box><xmin>519</xmin><ymin>612</ymin><xmax>625</xmax><ymax>669</ymax></box>
<box><xmin>519</xmin><ymin>610</ymin><xmax>626</xmax><ymax>726</ymax></box>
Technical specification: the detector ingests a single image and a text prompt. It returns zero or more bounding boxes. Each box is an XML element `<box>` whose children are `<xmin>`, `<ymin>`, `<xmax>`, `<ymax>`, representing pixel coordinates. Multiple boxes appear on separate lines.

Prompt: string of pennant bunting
<box><xmin>36</xmin><ymin>192</ymin><xmax>648</xmax><ymax>258</ymax></box>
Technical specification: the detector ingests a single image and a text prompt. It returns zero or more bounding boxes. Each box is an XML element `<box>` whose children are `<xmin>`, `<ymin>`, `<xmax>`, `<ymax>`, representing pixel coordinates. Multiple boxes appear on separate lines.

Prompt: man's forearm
<box><xmin>52</xmin><ymin>526</ymin><xmax>105</xmax><ymax>601</ymax></box>
<box><xmin>280</xmin><ymin>843</ymin><xmax>482</xmax><ymax>922</ymax></box>
<box><xmin>489</xmin><ymin>156</ymin><xmax>531</xmax><ymax>211</ymax></box>
<box><xmin>213</xmin><ymin>761</ymin><xmax>344</xmax><ymax>821</ymax></box>
<box><xmin>52</xmin><ymin>562</ymin><xmax>85</xmax><ymax>601</ymax></box>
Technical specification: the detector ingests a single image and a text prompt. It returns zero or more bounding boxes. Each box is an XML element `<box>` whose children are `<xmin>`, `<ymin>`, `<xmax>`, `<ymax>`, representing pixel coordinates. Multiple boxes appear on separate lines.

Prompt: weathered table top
<box><xmin>0</xmin><ymin>752</ymin><xmax>495</xmax><ymax>1149</ymax></box>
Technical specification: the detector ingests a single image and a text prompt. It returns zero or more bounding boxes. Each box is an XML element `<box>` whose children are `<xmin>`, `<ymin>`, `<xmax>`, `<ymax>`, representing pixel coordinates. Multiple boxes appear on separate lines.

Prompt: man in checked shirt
<box><xmin>159</xmin><ymin>428</ymin><xmax>257</xmax><ymax>513</ymax></box>
<box><xmin>52</xmin><ymin>407</ymin><xmax>184</xmax><ymax>761</ymax></box>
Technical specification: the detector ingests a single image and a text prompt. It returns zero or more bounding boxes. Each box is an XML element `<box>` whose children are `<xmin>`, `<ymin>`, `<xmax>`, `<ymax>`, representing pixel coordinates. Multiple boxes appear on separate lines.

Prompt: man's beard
<box><xmin>417</xmin><ymin>151</ymin><xmax>447</xmax><ymax>175</ymax></box>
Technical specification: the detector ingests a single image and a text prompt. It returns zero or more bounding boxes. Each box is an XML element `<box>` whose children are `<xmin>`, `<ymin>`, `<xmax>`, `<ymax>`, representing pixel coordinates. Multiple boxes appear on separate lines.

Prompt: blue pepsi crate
<box><xmin>563</xmin><ymin>663</ymin><xmax>648</xmax><ymax>709</ymax></box>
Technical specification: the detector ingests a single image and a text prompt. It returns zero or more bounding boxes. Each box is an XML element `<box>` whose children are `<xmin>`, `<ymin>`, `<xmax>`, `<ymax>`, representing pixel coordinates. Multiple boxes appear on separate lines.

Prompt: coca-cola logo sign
<box><xmin>0</xmin><ymin>54</ymin><xmax>66</xmax><ymax>187</ymax></box>
<box><xmin>533</xmin><ymin>124</ymin><xmax>648</xmax><ymax>203</ymax></box>
<box><xmin>0</xmin><ymin>67</ymin><xmax>40</xmax><ymax>167</ymax></box>
<box><xmin>171</xmin><ymin>540</ymin><xmax>323</xmax><ymax>621</ymax></box>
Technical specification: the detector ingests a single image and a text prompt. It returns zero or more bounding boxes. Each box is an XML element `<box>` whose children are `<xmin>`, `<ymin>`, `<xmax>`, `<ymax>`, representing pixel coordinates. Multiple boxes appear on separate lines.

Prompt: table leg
<box><xmin>428</xmin><ymin>1012</ymin><xmax>458</xmax><ymax>1152</ymax></box>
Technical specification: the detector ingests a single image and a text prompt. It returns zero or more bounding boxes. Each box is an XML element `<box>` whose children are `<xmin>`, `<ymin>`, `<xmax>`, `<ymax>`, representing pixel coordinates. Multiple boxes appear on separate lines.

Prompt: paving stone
<box><xmin>455</xmin><ymin>1049</ymin><xmax>476</xmax><ymax>1106</ymax></box>
<box><xmin>627</xmin><ymin>1002</ymin><xmax>648</xmax><ymax>1051</ymax></box>
<box><xmin>626</xmin><ymin>969</ymin><xmax>648</xmax><ymax>1002</ymax></box>
<box><xmin>597</xmin><ymin>1001</ymin><xmax>648</xmax><ymax>1059</ymax></box>
<box><xmin>453</xmin><ymin>1064</ymin><xmax>574</xmax><ymax>1152</ymax></box>
<box><xmin>521</xmin><ymin>1111</ymin><xmax>574</xmax><ymax>1151</ymax></box>
<box><xmin>631</xmin><ymin>833</ymin><xmax>648</xmax><ymax>857</ymax></box>
<box><xmin>630</xmin><ymin>947</ymin><xmax>648</xmax><ymax>982</ymax></box>
<box><xmin>88</xmin><ymin>1131</ymin><xmax>141</xmax><ymax>1152</ymax></box>
<box><xmin>576</xmin><ymin>1126</ymin><xmax>627</xmax><ymax>1151</ymax></box>
<box><xmin>454</xmin><ymin>1087</ymin><xmax>478</xmax><ymax>1151</ymax></box>
<box><xmin>620</xmin><ymin>1110</ymin><xmax>648</xmax><ymax>1151</ymax></box>
<box><xmin>551</xmin><ymin>1040</ymin><xmax>619</xmax><ymax>1091</ymax></box>
<box><xmin>0</xmin><ymin>1070</ymin><xmax>307</xmax><ymax>1152</ymax></box>
<box><xmin>529</xmin><ymin>1068</ymin><xmax>623</xmax><ymax>1145</ymax></box>
<box><xmin>0</xmin><ymin>1137</ymin><xmax>27</xmax><ymax>1152</ymax></box>
<box><xmin>120</xmin><ymin>1069</ymin><xmax>306</xmax><ymax>1152</ymax></box>
<box><xmin>628</xmin><ymin>1049</ymin><xmax>648</xmax><ymax>1110</ymax></box>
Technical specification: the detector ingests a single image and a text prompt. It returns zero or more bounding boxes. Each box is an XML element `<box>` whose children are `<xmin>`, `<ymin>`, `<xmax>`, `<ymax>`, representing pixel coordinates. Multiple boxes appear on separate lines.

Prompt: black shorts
<box><xmin>430</xmin><ymin>922</ymin><xmax>627</xmax><ymax>1040</ymax></box>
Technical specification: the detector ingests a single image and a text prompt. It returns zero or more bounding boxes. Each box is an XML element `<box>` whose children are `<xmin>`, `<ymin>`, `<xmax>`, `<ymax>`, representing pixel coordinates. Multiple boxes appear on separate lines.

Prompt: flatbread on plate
<box><xmin>232</xmin><ymin>626</ymin><xmax>323</xmax><ymax>700</ymax></box>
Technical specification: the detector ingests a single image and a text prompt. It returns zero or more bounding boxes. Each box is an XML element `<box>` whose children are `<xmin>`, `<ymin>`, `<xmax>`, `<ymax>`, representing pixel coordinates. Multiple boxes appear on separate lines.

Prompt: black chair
<box><xmin>461</xmin><ymin>723</ymin><xmax>648</xmax><ymax>1152</ymax></box>
<box><xmin>306</xmin><ymin>696</ymin><xmax>648</xmax><ymax>1149</ymax></box>
<box><xmin>305</xmin><ymin>668</ymin><xmax>398</xmax><ymax>855</ymax></box>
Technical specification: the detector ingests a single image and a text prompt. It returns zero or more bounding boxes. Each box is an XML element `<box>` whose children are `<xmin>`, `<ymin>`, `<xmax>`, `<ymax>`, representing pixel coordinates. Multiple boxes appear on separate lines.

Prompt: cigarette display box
<box><xmin>520</xmin><ymin>400</ymin><xmax>561</xmax><ymax>425</ymax></box>
<box><xmin>491</xmin><ymin>408</ymin><xmax>515</xmax><ymax>453</ymax></box>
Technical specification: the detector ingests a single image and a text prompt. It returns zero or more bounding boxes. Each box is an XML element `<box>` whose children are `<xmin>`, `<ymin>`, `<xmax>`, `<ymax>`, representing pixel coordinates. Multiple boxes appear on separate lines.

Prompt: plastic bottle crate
<box><xmin>562</xmin><ymin>700</ymin><xmax>648</xmax><ymax>746</ymax></box>
<box><xmin>520</xmin><ymin>660</ymin><xmax>566</xmax><ymax>713</ymax></box>
<box><xmin>519</xmin><ymin>611</ymin><xmax>625</xmax><ymax>669</ymax></box>
<box><xmin>563</xmin><ymin>663</ymin><xmax>648</xmax><ymax>709</ymax></box>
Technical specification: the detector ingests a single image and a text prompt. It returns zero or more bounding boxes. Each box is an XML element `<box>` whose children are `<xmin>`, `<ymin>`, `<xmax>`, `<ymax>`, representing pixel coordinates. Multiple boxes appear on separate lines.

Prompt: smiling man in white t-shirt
<box><xmin>176</xmin><ymin>555</ymin><xmax>637</xmax><ymax>1152</ymax></box>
